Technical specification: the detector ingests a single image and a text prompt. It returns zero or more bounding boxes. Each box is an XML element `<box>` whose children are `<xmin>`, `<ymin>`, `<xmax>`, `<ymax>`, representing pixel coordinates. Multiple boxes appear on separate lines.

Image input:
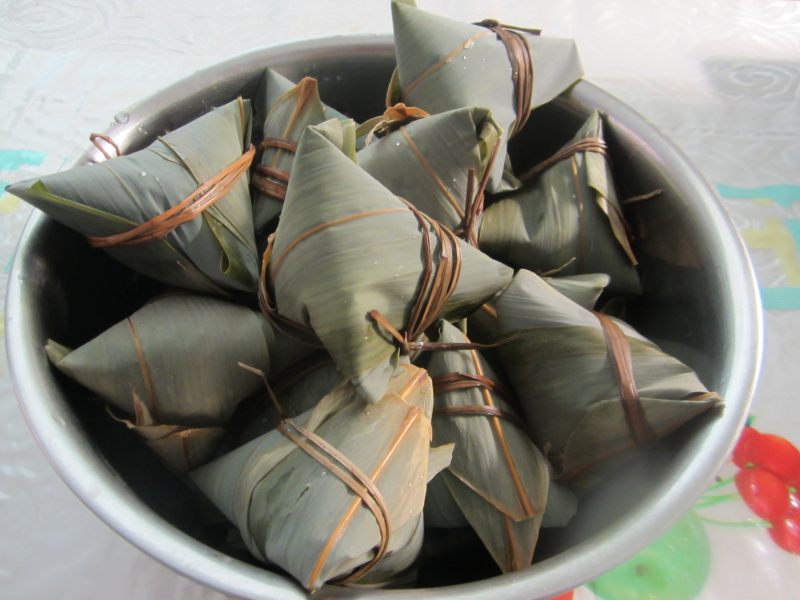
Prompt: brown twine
<box><xmin>594</xmin><ymin>311</ymin><xmax>656</xmax><ymax>445</ymax></box>
<box><xmin>258</xmin><ymin>233</ymin><xmax>320</xmax><ymax>342</ymax></box>
<box><xmin>278</xmin><ymin>418</ymin><xmax>391</xmax><ymax>586</ymax></box>
<box><xmin>261</xmin><ymin>137</ymin><xmax>298</xmax><ymax>153</ymax></box>
<box><xmin>434</xmin><ymin>403</ymin><xmax>528</xmax><ymax>431</ymax></box>
<box><xmin>90</xmin><ymin>133</ymin><xmax>122</xmax><ymax>160</ymax></box>
<box><xmin>622</xmin><ymin>188</ymin><xmax>663</xmax><ymax>206</ymax></box>
<box><xmin>367</xmin><ymin>201</ymin><xmax>462</xmax><ymax>355</ymax></box>
<box><xmin>475</xmin><ymin>20</ymin><xmax>535</xmax><ymax>137</ymax></box>
<box><xmin>457</xmin><ymin>136</ymin><xmax>503</xmax><ymax>246</ymax></box>
<box><xmin>519</xmin><ymin>137</ymin><xmax>608</xmax><ymax>183</ymax></box>
<box><xmin>88</xmin><ymin>145</ymin><xmax>256</xmax><ymax>248</ymax></box>
<box><xmin>402</xmin><ymin>30</ymin><xmax>494</xmax><ymax>97</ymax></box>
<box><xmin>127</xmin><ymin>317</ymin><xmax>159</xmax><ymax>422</ymax></box>
<box><xmin>252</xmin><ymin>137</ymin><xmax>299</xmax><ymax>202</ymax></box>
<box><xmin>432</xmin><ymin>372</ymin><xmax>528</xmax><ymax>431</ymax></box>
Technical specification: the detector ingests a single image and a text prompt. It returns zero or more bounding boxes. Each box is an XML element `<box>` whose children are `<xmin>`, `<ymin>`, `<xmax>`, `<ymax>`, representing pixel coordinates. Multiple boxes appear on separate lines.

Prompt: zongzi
<box><xmin>192</xmin><ymin>363</ymin><xmax>453</xmax><ymax>591</ymax></box>
<box><xmin>488</xmin><ymin>270</ymin><xmax>721</xmax><ymax>479</ymax></box>
<box><xmin>425</xmin><ymin>320</ymin><xmax>549</xmax><ymax>572</ymax></box>
<box><xmin>8</xmin><ymin>98</ymin><xmax>259</xmax><ymax>294</ymax></box>
<box><xmin>478</xmin><ymin>111</ymin><xmax>641</xmax><ymax>296</ymax></box>
<box><xmin>389</xmin><ymin>0</ymin><xmax>583</xmax><ymax>192</ymax></box>
<box><xmin>262</xmin><ymin>119</ymin><xmax>513</xmax><ymax>402</ymax></box>
<box><xmin>45</xmin><ymin>294</ymin><xmax>276</xmax><ymax>426</ymax></box>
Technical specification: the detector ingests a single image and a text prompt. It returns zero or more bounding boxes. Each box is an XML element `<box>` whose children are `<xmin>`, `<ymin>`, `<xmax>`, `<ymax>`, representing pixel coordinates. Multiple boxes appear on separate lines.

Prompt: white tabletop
<box><xmin>1</xmin><ymin>1</ymin><xmax>798</xmax><ymax>598</ymax></box>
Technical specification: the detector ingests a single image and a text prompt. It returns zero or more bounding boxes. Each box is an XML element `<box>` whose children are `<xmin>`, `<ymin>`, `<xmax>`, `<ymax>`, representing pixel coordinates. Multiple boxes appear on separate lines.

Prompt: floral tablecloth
<box><xmin>1</xmin><ymin>1</ymin><xmax>798</xmax><ymax>598</ymax></box>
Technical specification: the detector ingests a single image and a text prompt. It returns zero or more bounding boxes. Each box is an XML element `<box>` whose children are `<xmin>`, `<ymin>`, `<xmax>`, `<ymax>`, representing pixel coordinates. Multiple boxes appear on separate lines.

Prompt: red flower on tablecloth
<box><xmin>732</xmin><ymin>424</ymin><xmax>800</xmax><ymax>554</ymax></box>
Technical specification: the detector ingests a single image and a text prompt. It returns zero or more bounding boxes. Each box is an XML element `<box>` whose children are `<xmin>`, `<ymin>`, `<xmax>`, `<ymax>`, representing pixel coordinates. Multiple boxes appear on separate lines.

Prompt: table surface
<box><xmin>1</xmin><ymin>1</ymin><xmax>799</xmax><ymax>598</ymax></box>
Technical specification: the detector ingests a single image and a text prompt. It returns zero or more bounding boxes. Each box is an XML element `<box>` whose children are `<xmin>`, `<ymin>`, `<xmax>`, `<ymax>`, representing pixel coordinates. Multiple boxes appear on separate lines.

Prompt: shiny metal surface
<box><xmin>6</xmin><ymin>35</ymin><xmax>762</xmax><ymax>599</ymax></box>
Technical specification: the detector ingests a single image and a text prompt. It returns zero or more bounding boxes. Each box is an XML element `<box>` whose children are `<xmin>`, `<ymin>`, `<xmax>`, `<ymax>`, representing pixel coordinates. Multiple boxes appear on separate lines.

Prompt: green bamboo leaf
<box><xmin>236</xmin><ymin>358</ymin><xmax>342</xmax><ymax>445</ymax></box>
<box><xmin>111</xmin><ymin>406</ymin><xmax>225</xmax><ymax>475</ymax></box>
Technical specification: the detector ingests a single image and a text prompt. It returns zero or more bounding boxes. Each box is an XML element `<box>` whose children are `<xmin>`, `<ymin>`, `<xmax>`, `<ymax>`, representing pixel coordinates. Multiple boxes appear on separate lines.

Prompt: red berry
<box><xmin>735</xmin><ymin>468</ymin><xmax>790</xmax><ymax>521</ymax></box>
<box><xmin>547</xmin><ymin>592</ymin><xmax>574</xmax><ymax>600</ymax></box>
<box><xmin>746</xmin><ymin>433</ymin><xmax>800</xmax><ymax>487</ymax></box>
<box><xmin>732</xmin><ymin>426</ymin><xmax>761</xmax><ymax>469</ymax></box>
<box><xmin>768</xmin><ymin>494</ymin><xmax>800</xmax><ymax>554</ymax></box>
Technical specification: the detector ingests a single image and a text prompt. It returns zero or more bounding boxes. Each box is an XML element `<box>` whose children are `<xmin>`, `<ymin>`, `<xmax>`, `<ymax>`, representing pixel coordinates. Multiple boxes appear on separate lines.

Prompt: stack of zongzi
<box><xmin>7</xmin><ymin>0</ymin><xmax>724</xmax><ymax>593</ymax></box>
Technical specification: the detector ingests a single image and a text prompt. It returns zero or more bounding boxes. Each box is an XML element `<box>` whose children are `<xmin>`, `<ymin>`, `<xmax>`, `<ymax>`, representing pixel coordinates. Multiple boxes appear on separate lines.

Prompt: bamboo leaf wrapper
<box><xmin>425</xmin><ymin>320</ymin><xmax>549</xmax><ymax>572</ymax></box>
<box><xmin>192</xmin><ymin>364</ymin><xmax>452</xmax><ymax>590</ymax></box>
<box><xmin>8</xmin><ymin>99</ymin><xmax>259</xmax><ymax>294</ymax></box>
<box><xmin>265</xmin><ymin>120</ymin><xmax>513</xmax><ymax>402</ymax></box>
<box><xmin>489</xmin><ymin>270</ymin><xmax>721</xmax><ymax>479</ymax></box>
<box><xmin>390</xmin><ymin>0</ymin><xmax>583</xmax><ymax>193</ymax></box>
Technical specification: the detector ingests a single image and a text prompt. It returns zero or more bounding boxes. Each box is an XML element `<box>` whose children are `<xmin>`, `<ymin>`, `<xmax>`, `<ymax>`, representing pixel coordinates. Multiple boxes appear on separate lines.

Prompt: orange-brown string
<box><xmin>277</xmin><ymin>418</ymin><xmax>390</xmax><ymax>586</ymax></box>
<box><xmin>368</xmin><ymin>201</ymin><xmax>461</xmax><ymax>355</ymax></box>
<box><xmin>258</xmin><ymin>233</ymin><xmax>321</xmax><ymax>342</ymax></box>
<box><xmin>236</xmin><ymin>363</ymin><xmax>390</xmax><ymax>585</ymax></box>
<box><xmin>475</xmin><ymin>20</ymin><xmax>535</xmax><ymax>137</ymax></box>
<box><xmin>519</xmin><ymin>137</ymin><xmax>608</xmax><ymax>183</ymax></box>
<box><xmin>261</xmin><ymin>137</ymin><xmax>298</xmax><ymax>153</ymax></box>
<box><xmin>90</xmin><ymin>133</ymin><xmax>122</xmax><ymax>160</ymax></box>
<box><xmin>594</xmin><ymin>311</ymin><xmax>656</xmax><ymax>445</ymax></box>
<box><xmin>457</xmin><ymin>135</ymin><xmax>502</xmax><ymax>246</ymax></box>
<box><xmin>88</xmin><ymin>145</ymin><xmax>256</xmax><ymax>248</ymax></box>
<box><xmin>252</xmin><ymin>137</ymin><xmax>298</xmax><ymax>201</ymax></box>
<box><xmin>432</xmin><ymin>371</ymin><xmax>512</xmax><ymax>399</ymax></box>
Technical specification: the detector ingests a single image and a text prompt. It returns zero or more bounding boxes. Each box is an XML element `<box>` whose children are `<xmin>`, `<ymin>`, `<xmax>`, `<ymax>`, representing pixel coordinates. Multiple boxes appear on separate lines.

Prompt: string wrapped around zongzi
<box><xmin>358</xmin><ymin>106</ymin><xmax>502</xmax><ymax>241</ymax></box>
<box><xmin>108</xmin><ymin>394</ymin><xmax>225</xmax><ymax>474</ymax></box>
<box><xmin>45</xmin><ymin>294</ymin><xmax>276</xmax><ymax>426</ymax></box>
<box><xmin>252</xmin><ymin>69</ymin><xmax>352</xmax><ymax>230</ymax></box>
<box><xmin>424</xmin><ymin>320</ymin><xmax>549</xmax><ymax>573</ymax></box>
<box><xmin>191</xmin><ymin>363</ymin><xmax>454</xmax><ymax>591</ymax></box>
<box><xmin>479</xmin><ymin>111</ymin><xmax>641</xmax><ymax>296</ymax></box>
<box><xmin>389</xmin><ymin>0</ymin><xmax>583</xmax><ymax>192</ymax></box>
<box><xmin>488</xmin><ymin>270</ymin><xmax>722</xmax><ymax>480</ymax></box>
<box><xmin>234</xmin><ymin>356</ymin><xmax>342</xmax><ymax>445</ymax></box>
<box><xmin>262</xmin><ymin>119</ymin><xmax>513</xmax><ymax>403</ymax></box>
<box><xmin>8</xmin><ymin>98</ymin><xmax>259</xmax><ymax>294</ymax></box>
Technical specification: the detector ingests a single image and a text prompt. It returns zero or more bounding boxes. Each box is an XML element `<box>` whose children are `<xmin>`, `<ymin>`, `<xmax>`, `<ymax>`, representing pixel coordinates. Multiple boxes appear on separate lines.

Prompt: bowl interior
<box><xmin>7</xmin><ymin>36</ymin><xmax>760</xmax><ymax>599</ymax></box>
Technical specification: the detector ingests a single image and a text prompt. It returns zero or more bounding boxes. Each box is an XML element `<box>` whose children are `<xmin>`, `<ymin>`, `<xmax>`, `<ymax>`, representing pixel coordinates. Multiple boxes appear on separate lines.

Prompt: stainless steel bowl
<box><xmin>6</xmin><ymin>34</ymin><xmax>762</xmax><ymax>599</ymax></box>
